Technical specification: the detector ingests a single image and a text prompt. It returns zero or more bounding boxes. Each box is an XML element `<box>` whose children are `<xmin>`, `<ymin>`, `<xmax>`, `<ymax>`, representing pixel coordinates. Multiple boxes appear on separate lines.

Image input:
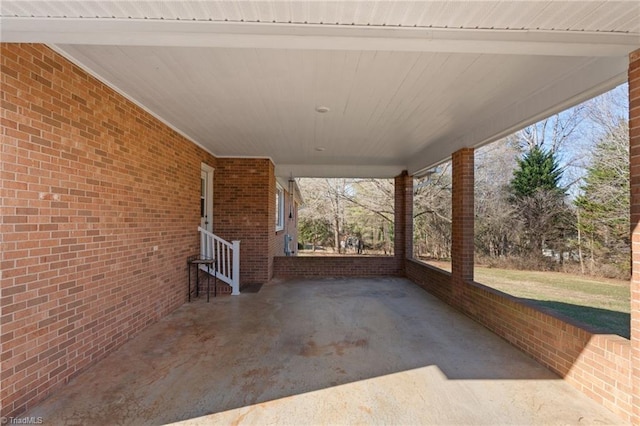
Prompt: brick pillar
<box><xmin>451</xmin><ymin>148</ymin><xmax>474</xmax><ymax>302</ymax></box>
<box><xmin>214</xmin><ymin>158</ymin><xmax>274</xmax><ymax>284</ymax></box>
<box><xmin>629</xmin><ymin>48</ymin><xmax>640</xmax><ymax>425</ymax></box>
<box><xmin>394</xmin><ymin>171</ymin><xmax>414</xmax><ymax>273</ymax></box>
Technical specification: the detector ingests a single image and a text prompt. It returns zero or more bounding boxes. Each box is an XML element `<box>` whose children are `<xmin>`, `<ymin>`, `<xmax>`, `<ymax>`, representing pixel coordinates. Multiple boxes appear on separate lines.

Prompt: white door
<box><xmin>200</xmin><ymin>164</ymin><xmax>214</xmax><ymax>232</ymax></box>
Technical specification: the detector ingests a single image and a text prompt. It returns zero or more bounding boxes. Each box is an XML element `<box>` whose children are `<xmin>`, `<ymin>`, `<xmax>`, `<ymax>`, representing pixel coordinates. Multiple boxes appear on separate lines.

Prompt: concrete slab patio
<box><xmin>23</xmin><ymin>277</ymin><xmax>625</xmax><ymax>425</ymax></box>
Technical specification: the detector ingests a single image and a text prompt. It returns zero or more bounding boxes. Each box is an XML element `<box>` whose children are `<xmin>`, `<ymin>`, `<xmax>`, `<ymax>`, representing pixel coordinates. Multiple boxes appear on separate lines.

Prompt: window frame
<box><xmin>275</xmin><ymin>183</ymin><xmax>284</xmax><ymax>232</ymax></box>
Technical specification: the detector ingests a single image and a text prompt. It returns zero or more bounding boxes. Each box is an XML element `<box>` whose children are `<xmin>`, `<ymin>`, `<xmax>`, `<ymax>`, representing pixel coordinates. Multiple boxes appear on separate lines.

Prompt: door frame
<box><xmin>201</xmin><ymin>163</ymin><xmax>214</xmax><ymax>233</ymax></box>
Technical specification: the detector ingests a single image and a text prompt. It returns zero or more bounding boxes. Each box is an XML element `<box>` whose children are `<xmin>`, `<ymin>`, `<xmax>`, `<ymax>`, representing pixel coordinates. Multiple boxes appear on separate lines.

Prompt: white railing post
<box><xmin>231</xmin><ymin>240</ymin><xmax>240</xmax><ymax>295</ymax></box>
<box><xmin>200</xmin><ymin>230</ymin><xmax>206</xmax><ymax>258</ymax></box>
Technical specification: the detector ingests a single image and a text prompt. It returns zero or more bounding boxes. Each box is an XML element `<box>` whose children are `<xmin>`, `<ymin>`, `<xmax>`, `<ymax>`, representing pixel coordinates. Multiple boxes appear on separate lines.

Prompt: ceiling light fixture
<box><xmin>315</xmin><ymin>106</ymin><xmax>330</xmax><ymax>113</ymax></box>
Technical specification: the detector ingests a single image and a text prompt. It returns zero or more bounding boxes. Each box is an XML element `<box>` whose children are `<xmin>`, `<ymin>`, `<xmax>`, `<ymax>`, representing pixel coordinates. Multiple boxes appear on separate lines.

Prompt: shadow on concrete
<box><xmin>23</xmin><ymin>277</ymin><xmax>624</xmax><ymax>425</ymax></box>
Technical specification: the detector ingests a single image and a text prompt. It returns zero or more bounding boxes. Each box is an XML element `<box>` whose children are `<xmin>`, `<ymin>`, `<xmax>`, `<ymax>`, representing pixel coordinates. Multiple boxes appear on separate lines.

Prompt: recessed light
<box><xmin>315</xmin><ymin>106</ymin><xmax>330</xmax><ymax>113</ymax></box>
<box><xmin>315</xmin><ymin>147</ymin><xmax>326</xmax><ymax>152</ymax></box>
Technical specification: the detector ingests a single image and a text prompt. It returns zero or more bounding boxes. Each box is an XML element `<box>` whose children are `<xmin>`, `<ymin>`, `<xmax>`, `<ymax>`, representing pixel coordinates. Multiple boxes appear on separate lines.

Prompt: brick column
<box><xmin>394</xmin><ymin>171</ymin><xmax>414</xmax><ymax>273</ymax></box>
<box><xmin>629</xmin><ymin>48</ymin><xmax>640</xmax><ymax>425</ymax></box>
<box><xmin>214</xmin><ymin>158</ymin><xmax>274</xmax><ymax>284</ymax></box>
<box><xmin>451</xmin><ymin>148</ymin><xmax>474</xmax><ymax>302</ymax></box>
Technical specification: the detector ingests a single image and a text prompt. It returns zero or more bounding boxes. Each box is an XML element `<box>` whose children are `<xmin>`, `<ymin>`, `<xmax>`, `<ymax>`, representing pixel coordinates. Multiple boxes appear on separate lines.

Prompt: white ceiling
<box><xmin>2</xmin><ymin>1</ymin><xmax>639</xmax><ymax>178</ymax></box>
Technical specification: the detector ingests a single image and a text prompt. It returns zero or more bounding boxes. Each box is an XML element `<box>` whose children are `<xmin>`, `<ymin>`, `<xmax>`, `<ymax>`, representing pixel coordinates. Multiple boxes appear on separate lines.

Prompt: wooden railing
<box><xmin>198</xmin><ymin>227</ymin><xmax>240</xmax><ymax>295</ymax></box>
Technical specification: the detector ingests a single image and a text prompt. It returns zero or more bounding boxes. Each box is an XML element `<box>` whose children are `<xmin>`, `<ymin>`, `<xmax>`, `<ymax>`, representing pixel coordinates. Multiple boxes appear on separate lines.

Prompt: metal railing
<box><xmin>198</xmin><ymin>227</ymin><xmax>240</xmax><ymax>295</ymax></box>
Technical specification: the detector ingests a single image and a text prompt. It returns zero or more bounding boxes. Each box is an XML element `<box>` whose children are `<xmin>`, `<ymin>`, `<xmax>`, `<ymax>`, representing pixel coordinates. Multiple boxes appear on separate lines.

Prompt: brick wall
<box><xmin>267</xmin><ymin>163</ymin><xmax>276</xmax><ymax>280</ymax></box>
<box><xmin>629</xmin><ymin>47</ymin><xmax>640</xmax><ymax>424</ymax></box>
<box><xmin>394</xmin><ymin>171</ymin><xmax>413</xmax><ymax>271</ymax></box>
<box><xmin>214</xmin><ymin>158</ymin><xmax>274</xmax><ymax>284</ymax></box>
<box><xmin>273</xmin><ymin>256</ymin><xmax>400</xmax><ymax>278</ymax></box>
<box><xmin>406</xmin><ymin>259</ymin><xmax>453</xmax><ymax>304</ymax></box>
<box><xmin>0</xmin><ymin>44</ymin><xmax>221</xmax><ymax>417</ymax></box>
<box><xmin>406</xmin><ymin>259</ymin><xmax>634</xmax><ymax>422</ymax></box>
<box><xmin>451</xmin><ymin>148</ymin><xmax>474</xmax><ymax>291</ymax></box>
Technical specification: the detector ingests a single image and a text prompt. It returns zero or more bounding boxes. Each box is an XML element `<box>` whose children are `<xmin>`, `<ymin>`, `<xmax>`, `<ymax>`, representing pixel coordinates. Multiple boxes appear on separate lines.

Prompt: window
<box><xmin>276</xmin><ymin>183</ymin><xmax>284</xmax><ymax>231</ymax></box>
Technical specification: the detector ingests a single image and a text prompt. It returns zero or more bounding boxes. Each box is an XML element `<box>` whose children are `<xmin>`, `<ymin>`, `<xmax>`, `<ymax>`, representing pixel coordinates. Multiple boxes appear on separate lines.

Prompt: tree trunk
<box><xmin>382</xmin><ymin>221</ymin><xmax>389</xmax><ymax>255</ymax></box>
<box><xmin>577</xmin><ymin>209</ymin><xmax>585</xmax><ymax>274</ymax></box>
<box><xmin>589</xmin><ymin>234</ymin><xmax>595</xmax><ymax>275</ymax></box>
<box><xmin>334</xmin><ymin>216</ymin><xmax>341</xmax><ymax>254</ymax></box>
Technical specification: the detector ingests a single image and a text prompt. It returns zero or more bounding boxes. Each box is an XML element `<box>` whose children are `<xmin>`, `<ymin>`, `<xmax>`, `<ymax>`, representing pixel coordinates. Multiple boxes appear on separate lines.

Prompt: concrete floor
<box><xmin>24</xmin><ymin>277</ymin><xmax>626</xmax><ymax>425</ymax></box>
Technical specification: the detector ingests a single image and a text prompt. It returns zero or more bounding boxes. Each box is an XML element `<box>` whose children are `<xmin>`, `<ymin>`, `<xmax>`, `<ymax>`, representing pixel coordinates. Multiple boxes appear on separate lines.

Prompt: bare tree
<box><xmin>340</xmin><ymin>179</ymin><xmax>394</xmax><ymax>253</ymax></box>
<box><xmin>475</xmin><ymin>139</ymin><xmax>519</xmax><ymax>258</ymax></box>
<box><xmin>413</xmin><ymin>164</ymin><xmax>452</xmax><ymax>259</ymax></box>
<box><xmin>298</xmin><ymin>178</ymin><xmax>345</xmax><ymax>253</ymax></box>
<box><xmin>298</xmin><ymin>177</ymin><xmax>396</xmax><ymax>255</ymax></box>
<box><xmin>515</xmin><ymin>106</ymin><xmax>587</xmax><ymax>154</ymax></box>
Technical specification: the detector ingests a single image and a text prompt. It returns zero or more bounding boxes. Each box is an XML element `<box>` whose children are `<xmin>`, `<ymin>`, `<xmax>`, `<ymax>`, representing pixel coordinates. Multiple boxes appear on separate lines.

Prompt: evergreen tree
<box><xmin>510</xmin><ymin>146</ymin><xmax>568</xmax><ymax>259</ymax></box>
<box><xmin>511</xmin><ymin>146</ymin><xmax>564</xmax><ymax>198</ymax></box>
<box><xmin>298</xmin><ymin>217</ymin><xmax>333</xmax><ymax>251</ymax></box>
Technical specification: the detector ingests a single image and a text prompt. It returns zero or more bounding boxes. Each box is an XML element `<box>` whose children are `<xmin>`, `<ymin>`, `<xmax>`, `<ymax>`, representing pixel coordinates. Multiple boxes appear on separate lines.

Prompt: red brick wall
<box><xmin>628</xmin><ymin>48</ymin><xmax>640</xmax><ymax>424</ymax></box>
<box><xmin>451</xmin><ymin>148</ymin><xmax>474</xmax><ymax>291</ymax></box>
<box><xmin>273</xmin><ymin>256</ymin><xmax>400</xmax><ymax>278</ymax></box>
<box><xmin>406</xmin><ymin>258</ymin><xmax>453</xmax><ymax>304</ymax></box>
<box><xmin>0</xmin><ymin>44</ymin><xmax>220</xmax><ymax>417</ymax></box>
<box><xmin>214</xmin><ymin>158</ymin><xmax>274</xmax><ymax>284</ymax></box>
<box><xmin>406</xmin><ymin>259</ymin><xmax>634</xmax><ymax>422</ymax></box>
<box><xmin>394</xmin><ymin>171</ymin><xmax>413</xmax><ymax>270</ymax></box>
<box><xmin>267</xmin><ymin>163</ymin><xmax>276</xmax><ymax>279</ymax></box>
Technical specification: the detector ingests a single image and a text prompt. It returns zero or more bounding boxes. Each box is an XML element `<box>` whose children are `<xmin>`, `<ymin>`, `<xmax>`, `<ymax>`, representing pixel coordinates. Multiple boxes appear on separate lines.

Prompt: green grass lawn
<box><xmin>426</xmin><ymin>261</ymin><xmax>631</xmax><ymax>339</ymax></box>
